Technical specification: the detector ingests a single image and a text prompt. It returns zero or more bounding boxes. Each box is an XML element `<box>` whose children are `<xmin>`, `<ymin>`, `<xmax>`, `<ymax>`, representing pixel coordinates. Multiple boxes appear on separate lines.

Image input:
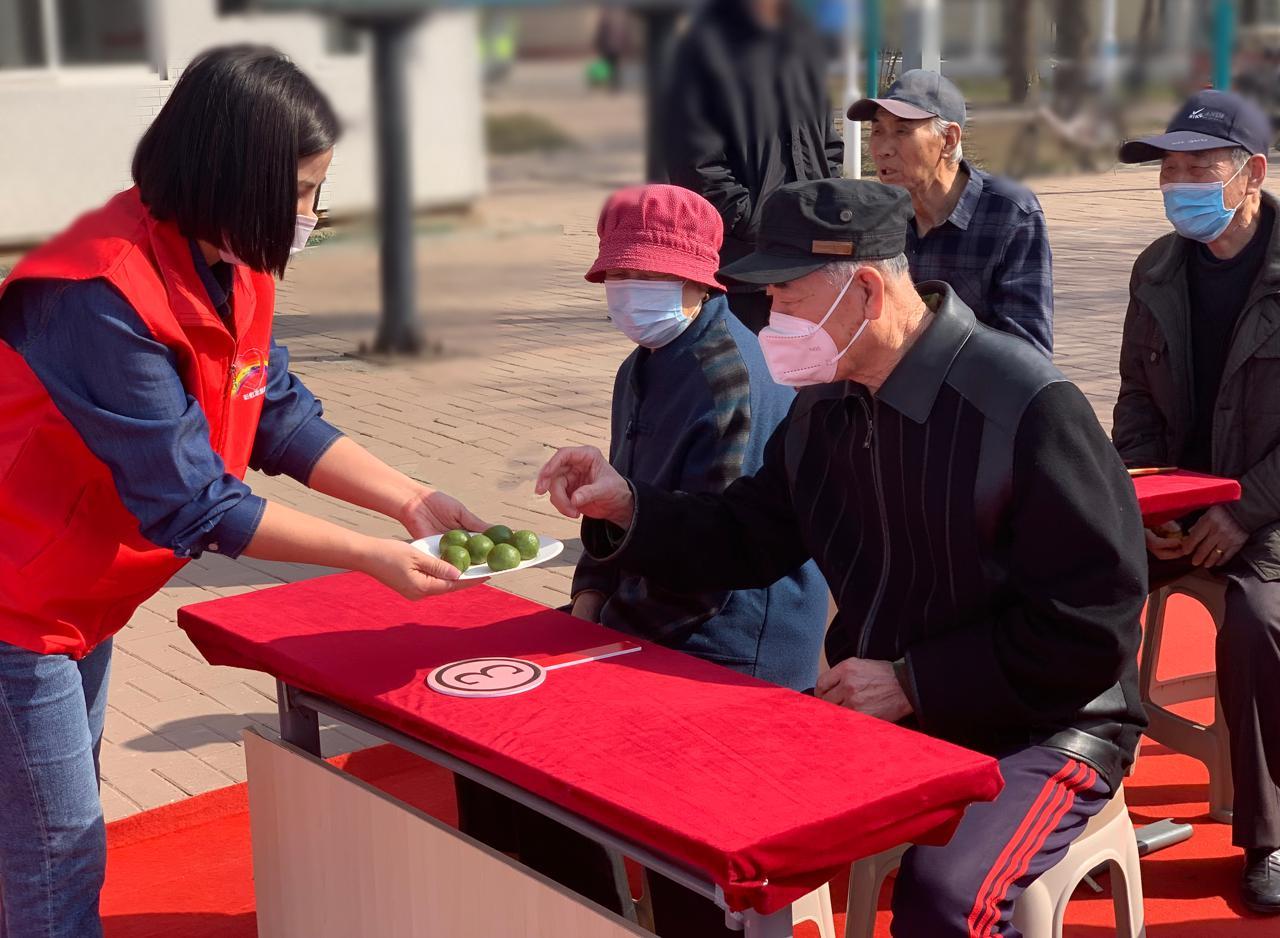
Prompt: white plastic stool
<box><xmin>791</xmin><ymin>882</ymin><xmax>836</xmax><ymax>938</ymax></box>
<box><xmin>844</xmin><ymin>787</ymin><xmax>1145</xmax><ymax>938</ymax></box>
<box><xmin>1011</xmin><ymin>786</ymin><xmax>1145</xmax><ymax>938</ymax></box>
<box><xmin>843</xmin><ymin>843</ymin><xmax>908</xmax><ymax>938</ymax></box>
<box><xmin>1139</xmin><ymin>568</ymin><xmax>1233</xmax><ymax>823</ymax></box>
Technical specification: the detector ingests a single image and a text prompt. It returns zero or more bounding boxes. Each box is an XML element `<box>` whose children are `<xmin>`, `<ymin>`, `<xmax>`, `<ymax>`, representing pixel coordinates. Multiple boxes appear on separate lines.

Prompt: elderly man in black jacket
<box><xmin>1114</xmin><ymin>90</ymin><xmax>1280</xmax><ymax>914</ymax></box>
<box><xmin>537</xmin><ymin>180</ymin><xmax>1148</xmax><ymax>938</ymax></box>
<box><xmin>662</xmin><ymin>0</ymin><xmax>843</xmax><ymax>333</ymax></box>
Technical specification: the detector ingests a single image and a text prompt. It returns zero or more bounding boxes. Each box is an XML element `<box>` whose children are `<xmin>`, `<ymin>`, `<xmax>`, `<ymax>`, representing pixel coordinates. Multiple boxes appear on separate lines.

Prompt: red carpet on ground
<box><xmin>102</xmin><ymin>594</ymin><xmax>1274</xmax><ymax>936</ymax></box>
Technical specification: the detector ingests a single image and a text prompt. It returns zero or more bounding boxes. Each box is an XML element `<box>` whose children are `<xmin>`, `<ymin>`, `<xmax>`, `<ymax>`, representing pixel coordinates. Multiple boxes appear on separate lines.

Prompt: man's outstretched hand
<box><xmin>535</xmin><ymin>446</ymin><xmax>635</xmax><ymax>528</ymax></box>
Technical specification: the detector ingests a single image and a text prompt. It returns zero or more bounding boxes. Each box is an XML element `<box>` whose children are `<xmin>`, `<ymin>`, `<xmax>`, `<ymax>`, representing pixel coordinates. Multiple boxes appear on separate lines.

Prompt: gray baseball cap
<box><xmin>847</xmin><ymin>69</ymin><xmax>967</xmax><ymax>126</ymax></box>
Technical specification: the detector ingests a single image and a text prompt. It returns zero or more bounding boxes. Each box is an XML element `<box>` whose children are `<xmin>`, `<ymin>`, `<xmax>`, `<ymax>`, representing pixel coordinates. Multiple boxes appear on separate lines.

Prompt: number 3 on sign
<box><xmin>425</xmin><ymin>642</ymin><xmax>642</xmax><ymax>699</ymax></box>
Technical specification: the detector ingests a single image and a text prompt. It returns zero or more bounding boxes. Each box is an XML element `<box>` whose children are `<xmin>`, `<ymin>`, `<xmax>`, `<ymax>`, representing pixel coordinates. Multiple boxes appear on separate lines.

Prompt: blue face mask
<box><xmin>605</xmin><ymin>280</ymin><xmax>695</xmax><ymax>349</ymax></box>
<box><xmin>1161</xmin><ymin>161</ymin><xmax>1248</xmax><ymax>243</ymax></box>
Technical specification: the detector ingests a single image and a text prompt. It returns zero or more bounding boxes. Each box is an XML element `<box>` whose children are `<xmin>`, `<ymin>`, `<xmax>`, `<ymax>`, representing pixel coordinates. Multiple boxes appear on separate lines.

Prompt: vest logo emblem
<box><xmin>231</xmin><ymin>349</ymin><xmax>269</xmax><ymax>401</ymax></box>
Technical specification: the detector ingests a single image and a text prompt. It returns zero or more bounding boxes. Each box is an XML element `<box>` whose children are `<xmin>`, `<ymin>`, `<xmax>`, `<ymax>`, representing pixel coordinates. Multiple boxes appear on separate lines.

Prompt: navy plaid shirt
<box><xmin>905</xmin><ymin>162</ymin><xmax>1054</xmax><ymax>357</ymax></box>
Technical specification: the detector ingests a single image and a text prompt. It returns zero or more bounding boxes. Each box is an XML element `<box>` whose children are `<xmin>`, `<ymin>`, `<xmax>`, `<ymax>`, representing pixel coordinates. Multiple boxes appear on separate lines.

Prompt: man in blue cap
<box><xmin>1114</xmin><ymin>89</ymin><xmax>1280</xmax><ymax>915</ymax></box>
<box><xmin>849</xmin><ymin>69</ymin><xmax>1055</xmax><ymax>358</ymax></box>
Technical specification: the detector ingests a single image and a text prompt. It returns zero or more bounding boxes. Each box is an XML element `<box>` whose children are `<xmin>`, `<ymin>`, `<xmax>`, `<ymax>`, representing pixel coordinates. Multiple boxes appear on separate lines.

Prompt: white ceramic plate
<box><xmin>411</xmin><ymin>534</ymin><xmax>564</xmax><ymax>580</ymax></box>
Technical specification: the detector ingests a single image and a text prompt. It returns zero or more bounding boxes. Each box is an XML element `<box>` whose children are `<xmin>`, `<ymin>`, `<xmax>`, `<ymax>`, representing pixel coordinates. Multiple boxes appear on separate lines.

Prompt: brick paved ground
<box><xmin>21</xmin><ymin>64</ymin><xmax>1270</xmax><ymax>820</ymax></box>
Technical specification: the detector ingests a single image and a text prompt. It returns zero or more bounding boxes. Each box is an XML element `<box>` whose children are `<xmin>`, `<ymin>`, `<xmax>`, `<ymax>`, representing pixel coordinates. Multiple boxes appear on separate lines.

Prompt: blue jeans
<box><xmin>0</xmin><ymin>638</ymin><xmax>112</xmax><ymax>938</ymax></box>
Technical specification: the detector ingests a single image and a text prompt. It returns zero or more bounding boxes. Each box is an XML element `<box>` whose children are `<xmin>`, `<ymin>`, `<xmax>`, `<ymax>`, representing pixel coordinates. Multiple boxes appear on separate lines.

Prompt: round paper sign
<box><xmin>426</xmin><ymin>657</ymin><xmax>546</xmax><ymax>699</ymax></box>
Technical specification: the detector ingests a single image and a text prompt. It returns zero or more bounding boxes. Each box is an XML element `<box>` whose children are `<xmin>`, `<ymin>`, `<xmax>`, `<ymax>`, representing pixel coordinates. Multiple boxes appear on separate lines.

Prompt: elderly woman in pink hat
<box><xmin>456</xmin><ymin>184</ymin><xmax>828</xmax><ymax>936</ymax></box>
<box><xmin>571</xmin><ymin>183</ymin><xmax>826</xmax><ymax>685</ymax></box>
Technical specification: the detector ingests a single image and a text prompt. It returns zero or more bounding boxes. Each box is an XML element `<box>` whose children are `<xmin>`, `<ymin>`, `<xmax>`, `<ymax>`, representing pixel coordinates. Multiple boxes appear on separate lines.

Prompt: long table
<box><xmin>179</xmin><ymin>574</ymin><xmax>1003</xmax><ymax>935</ymax></box>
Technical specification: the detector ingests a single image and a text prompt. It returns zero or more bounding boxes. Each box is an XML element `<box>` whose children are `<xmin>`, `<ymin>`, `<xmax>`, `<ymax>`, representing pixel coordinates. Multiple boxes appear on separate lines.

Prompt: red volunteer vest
<box><xmin>0</xmin><ymin>188</ymin><xmax>276</xmax><ymax>657</ymax></box>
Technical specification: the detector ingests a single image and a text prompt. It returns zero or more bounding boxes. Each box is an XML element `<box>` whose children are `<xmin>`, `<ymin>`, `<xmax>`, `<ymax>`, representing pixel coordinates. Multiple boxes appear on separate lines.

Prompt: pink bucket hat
<box><xmin>585</xmin><ymin>184</ymin><xmax>724</xmax><ymax>287</ymax></box>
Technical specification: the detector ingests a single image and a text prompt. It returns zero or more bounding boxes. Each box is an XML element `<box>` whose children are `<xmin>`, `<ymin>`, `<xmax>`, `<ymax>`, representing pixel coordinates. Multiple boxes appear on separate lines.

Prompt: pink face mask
<box><xmin>758</xmin><ymin>275</ymin><xmax>867</xmax><ymax>387</ymax></box>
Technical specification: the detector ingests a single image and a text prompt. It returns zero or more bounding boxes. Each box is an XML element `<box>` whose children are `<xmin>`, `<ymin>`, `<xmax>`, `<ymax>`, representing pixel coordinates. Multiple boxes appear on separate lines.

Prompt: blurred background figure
<box><xmin>1234</xmin><ymin>23</ymin><xmax>1280</xmax><ymax>144</ymax></box>
<box><xmin>661</xmin><ymin>0</ymin><xmax>843</xmax><ymax>334</ymax></box>
<box><xmin>807</xmin><ymin>0</ymin><xmax>848</xmax><ymax>60</ymax></box>
<box><xmin>480</xmin><ymin>10</ymin><xmax>518</xmax><ymax>87</ymax></box>
<box><xmin>591</xmin><ymin>6</ymin><xmax>631</xmax><ymax>92</ymax></box>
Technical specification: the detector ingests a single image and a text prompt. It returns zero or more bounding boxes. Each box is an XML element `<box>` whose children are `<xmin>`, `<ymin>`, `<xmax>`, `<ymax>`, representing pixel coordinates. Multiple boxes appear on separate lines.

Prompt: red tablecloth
<box><xmin>1132</xmin><ymin>471</ymin><xmax>1241</xmax><ymax>527</ymax></box>
<box><xmin>178</xmin><ymin>575</ymin><xmax>1002</xmax><ymax>914</ymax></box>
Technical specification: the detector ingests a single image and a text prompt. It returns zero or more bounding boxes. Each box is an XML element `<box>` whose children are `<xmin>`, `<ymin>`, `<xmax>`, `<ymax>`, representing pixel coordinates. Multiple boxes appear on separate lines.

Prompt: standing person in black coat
<box><xmin>662</xmin><ymin>0</ymin><xmax>843</xmax><ymax>333</ymax></box>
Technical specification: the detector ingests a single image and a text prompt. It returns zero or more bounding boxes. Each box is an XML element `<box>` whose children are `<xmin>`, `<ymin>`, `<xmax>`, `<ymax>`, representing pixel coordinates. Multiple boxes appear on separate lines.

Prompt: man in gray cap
<box><xmin>849</xmin><ymin>69</ymin><xmax>1055</xmax><ymax>357</ymax></box>
<box><xmin>536</xmin><ymin>178</ymin><xmax>1148</xmax><ymax>936</ymax></box>
<box><xmin>1113</xmin><ymin>89</ymin><xmax>1280</xmax><ymax>914</ymax></box>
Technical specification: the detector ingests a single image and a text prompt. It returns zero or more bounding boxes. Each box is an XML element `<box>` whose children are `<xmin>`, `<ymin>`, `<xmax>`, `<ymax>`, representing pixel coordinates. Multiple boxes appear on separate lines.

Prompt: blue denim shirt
<box><xmin>0</xmin><ymin>244</ymin><xmax>341</xmax><ymax>560</ymax></box>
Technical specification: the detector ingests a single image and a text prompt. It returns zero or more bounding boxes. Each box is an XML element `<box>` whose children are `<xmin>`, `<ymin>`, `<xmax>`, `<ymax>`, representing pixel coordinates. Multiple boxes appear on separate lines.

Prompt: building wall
<box><xmin>0</xmin><ymin>0</ymin><xmax>486</xmax><ymax>246</ymax></box>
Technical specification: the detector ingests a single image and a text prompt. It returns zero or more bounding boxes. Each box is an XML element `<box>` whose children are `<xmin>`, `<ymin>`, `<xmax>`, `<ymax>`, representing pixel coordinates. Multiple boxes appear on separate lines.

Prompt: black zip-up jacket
<box><xmin>585</xmin><ymin>285</ymin><xmax>1149</xmax><ymax>790</ymax></box>
<box><xmin>661</xmin><ymin>0</ymin><xmax>843</xmax><ymax>280</ymax></box>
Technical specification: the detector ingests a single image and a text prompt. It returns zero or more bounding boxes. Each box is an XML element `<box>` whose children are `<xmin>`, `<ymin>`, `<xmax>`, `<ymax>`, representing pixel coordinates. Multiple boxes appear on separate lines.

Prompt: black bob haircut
<box><xmin>133</xmin><ymin>45</ymin><xmax>340</xmax><ymax>278</ymax></box>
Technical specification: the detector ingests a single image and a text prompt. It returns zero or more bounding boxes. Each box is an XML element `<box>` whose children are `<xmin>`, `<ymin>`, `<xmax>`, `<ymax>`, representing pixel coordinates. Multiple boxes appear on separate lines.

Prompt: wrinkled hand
<box><xmin>570</xmin><ymin>590</ymin><xmax>606</xmax><ymax>623</ymax></box>
<box><xmin>1183</xmin><ymin>505</ymin><xmax>1249</xmax><ymax>568</ymax></box>
<box><xmin>398</xmin><ymin>487</ymin><xmax>489</xmax><ymax>540</ymax></box>
<box><xmin>535</xmin><ymin>446</ymin><xmax>634</xmax><ymax>527</ymax></box>
<box><xmin>361</xmin><ymin>538</ymin><xmax>481</xmax><ymax>599</ymax></box>
<box><xmin>1144</xmin><ymin>521</ymin><xmax>1187</xmax><ymax>561</ymax></box>
<box><xmin>816</xmin><ymin>658</ymin><xmax>913</xmax><ymax>722</ymax></box>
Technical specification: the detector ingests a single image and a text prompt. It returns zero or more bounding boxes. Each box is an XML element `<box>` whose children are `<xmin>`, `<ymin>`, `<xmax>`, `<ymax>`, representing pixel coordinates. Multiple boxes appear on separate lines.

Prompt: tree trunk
<box><xmin>1003</xmin><ymin>0</ymin><xmax>1034</xmax><ymax>104</ymax></box>
<box><xmin>1127</xmin><ymin>0</ymin><xmax>1157</xmax><ymax>94</ymax></box>
<box><xmin>1052</xmin><ymin>0</ymin><xmax>1092</xmax><ymax>115</ymax></box>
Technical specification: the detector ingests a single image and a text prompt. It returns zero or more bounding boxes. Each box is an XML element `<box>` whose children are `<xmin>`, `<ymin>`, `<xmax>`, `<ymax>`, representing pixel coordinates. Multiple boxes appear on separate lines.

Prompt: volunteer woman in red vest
<box><xmin>0</xmin><ymin>46</ymin><xmax>484</xmax><ymax>937</ymax></box>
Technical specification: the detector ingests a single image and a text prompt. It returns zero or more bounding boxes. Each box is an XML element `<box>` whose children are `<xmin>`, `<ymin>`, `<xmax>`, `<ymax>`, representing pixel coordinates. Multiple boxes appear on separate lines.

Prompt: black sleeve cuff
<box><xmin>892</xmin><ymin>657</ymin><xmax>922</xmax><ymax>716</ymax></box>
<box><xmin>581</xmin><ymin>481</ymin><xmax>639</xmax><ymax>562</ymax></box>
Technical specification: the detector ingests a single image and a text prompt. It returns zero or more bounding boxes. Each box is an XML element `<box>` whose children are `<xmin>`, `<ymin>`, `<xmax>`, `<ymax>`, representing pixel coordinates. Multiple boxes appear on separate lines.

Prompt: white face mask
<box><xmin>218</xmin><ymin>215</ymin><xmax>317</xmax><ymax>267</ymax></box>
<box><xmin>758</xmin><ymin>274</ymin><xmax>866</xmax><ymax>387</ymax></box>
<box><xmin>291</xmin><ymin>213</ymin><xmax>318</xmax><ymax>255</ymax></box>
<box><xmin>604</xmin><ymin>280</ymin><xmax>695</xmax><ymax>349</ymax></box>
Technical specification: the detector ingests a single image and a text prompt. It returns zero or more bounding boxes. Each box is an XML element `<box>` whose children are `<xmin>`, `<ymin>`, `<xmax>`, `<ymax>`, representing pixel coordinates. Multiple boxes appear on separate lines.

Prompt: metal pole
<box><xmin>843</xmin><ymin>0</ymin><xmax>862</xmax><ymax>179</ymax></box>
<box><xmin>38</xmin><ymin>0</ymin><xmax>61</xmax><ymax>69</ymax></box>
<box><xmin>971</xmin><ymin>0</ymin><xmax>991</xmax><ymax>67</ymax></box>
<box><xmin>1212</xmin><ymin>0</ymin><xmax>1235</xmax><ymax>89</ymax></box>
<box><xmin>369</xmin><ymin>16</ymin><xmax>423</xmax><ymax>354</ymax></box>
<box><xmin>276</xmin><ymin>680</ymin><xmax>321</xmax><ymax>756</ymax></box>
<box><xmin>1100</xmin><ymin>0</ymin><xmax>1118</xmax><ymax>91</ymax></box>
<box><xmin>864</xmin><ymin>0</ymin><xmax>881</xmax><ymax>97</ymax></box>
<box><xmin>643</xmin><ymin>8</ymin><xmax>680</xmax><ymax>183</ymax></box>
<box><xmin>1164</xmin><ymin>0</ymin><xmax>1194</xmax><ymax>87</ymax></box>
<box><xmin>901</xmin><ymin>0</ymin><xmax>941</xmax><ymax>73</ymax></box>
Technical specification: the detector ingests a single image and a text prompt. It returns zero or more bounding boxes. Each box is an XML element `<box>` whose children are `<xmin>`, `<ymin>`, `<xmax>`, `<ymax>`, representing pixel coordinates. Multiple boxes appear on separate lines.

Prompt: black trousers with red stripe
<box><xmin>890</xmin><ymin>745</ymin><xmax>1109</xmax><ymax>938</ymax></box>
